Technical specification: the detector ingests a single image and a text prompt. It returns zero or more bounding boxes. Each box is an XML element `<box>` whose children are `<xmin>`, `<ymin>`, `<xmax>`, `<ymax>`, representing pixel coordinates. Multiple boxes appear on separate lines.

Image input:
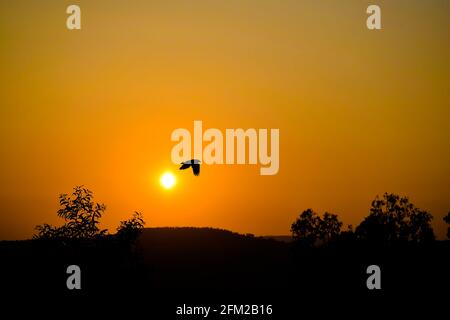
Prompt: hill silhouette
<box><xmin>1</xmin><ymin>187</ymin><xmax>449</xmax><ymax>316</ymax></box>
<box><xmin>0</xmin><ymin>225</ymin><xmax>449</xmax><ymax>318</ymax></box>
<box><xmin>138</xmin><ymin>227</ymin><xmax>291</xmax><ymax>289</ymax></box>
<box><xmin>1</xmin><ymin>226</ymin><xmax>448</xmax><ymax>296</ymax></box>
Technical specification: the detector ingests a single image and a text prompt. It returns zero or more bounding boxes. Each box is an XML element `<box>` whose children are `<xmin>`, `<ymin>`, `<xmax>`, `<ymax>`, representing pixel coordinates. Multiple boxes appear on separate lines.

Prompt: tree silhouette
<box><xmin>291</xmin><ymin>209</ymin><xmax>321</xmax><ymax>246</ymax></box>
<box><xmin>444</xmin><ymin>212</ymin><xmax>450</xmax><ymax>240</ymax></box>
<box><xmin>355</xmin><ymin>193</ymin><xmax>435</xmax><ymax>245</ymax></box>
<box><xmin>320</xmin><ymin>212</ymin><xmax>343</xmax><ymax>243</ymax></box>
<box><xmin>34</xmin><ymin>186</ymin><xmax>107</xmax><ymax>240</ymax></box>
<box><xmin>57</xmin><ymin>186</ymin><xmax>107</xmax><ymax>239</ymax></box>
<box><xmin>116</xmin><ymin>211</ymin><xmax>145</xmax><ymax>243</ymax></box>
<box><xmin>34</xmin><ymin>186</ymin><xmax>144</xmax><ymax>241</ymax></box>
<box><xmin>291</xmin><ymin>209</ymin><xmax>343</xmax><ymax>246</ymax></box>
<box><xmin>335</xmin><ymin>224</ymin><xmax>356</xmax><ymax>244</ymax></box>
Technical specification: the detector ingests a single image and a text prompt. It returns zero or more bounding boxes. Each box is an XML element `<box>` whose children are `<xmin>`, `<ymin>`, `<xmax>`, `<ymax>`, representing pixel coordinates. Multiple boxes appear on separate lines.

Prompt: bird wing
<box><xmin>192</xmin><ymin>163</ymin><xmax>200</xmax><ymax>176</ymax></box>
<box><xmin>179</xmin><ymin>163</ymin><xmax>191</xmax><ymax>170</ymax></box>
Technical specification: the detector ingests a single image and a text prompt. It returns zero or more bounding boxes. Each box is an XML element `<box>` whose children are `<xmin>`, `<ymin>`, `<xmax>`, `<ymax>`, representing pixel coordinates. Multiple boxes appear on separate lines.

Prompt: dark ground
<box><xmin>0</xmin><ymin>227</ymin><xmax>448</xmax><ymax>317</ymax></box>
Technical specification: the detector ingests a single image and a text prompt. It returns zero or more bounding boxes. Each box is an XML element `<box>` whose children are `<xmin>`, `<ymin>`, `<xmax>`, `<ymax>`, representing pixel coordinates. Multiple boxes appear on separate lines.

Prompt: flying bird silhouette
<box><xmin>179</xmin><ymin>159</ymin><xmax>201</xmax><ymax>176</ymax></box>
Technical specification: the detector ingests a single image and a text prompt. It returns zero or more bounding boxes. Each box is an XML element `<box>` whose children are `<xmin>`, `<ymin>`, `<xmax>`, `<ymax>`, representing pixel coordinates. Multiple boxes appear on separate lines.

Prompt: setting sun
<box><xmin>160</xmin><ymin>172</ymin><xmax>176</xmax><ymax>189</ymax></box>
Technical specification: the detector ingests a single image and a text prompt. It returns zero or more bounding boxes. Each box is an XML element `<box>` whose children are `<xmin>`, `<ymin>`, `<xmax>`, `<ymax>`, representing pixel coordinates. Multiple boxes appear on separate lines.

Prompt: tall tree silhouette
<box><xmin>355</xmin><ymin>193</ymin><xmax>435</xmax><ymax>245</ymax></box>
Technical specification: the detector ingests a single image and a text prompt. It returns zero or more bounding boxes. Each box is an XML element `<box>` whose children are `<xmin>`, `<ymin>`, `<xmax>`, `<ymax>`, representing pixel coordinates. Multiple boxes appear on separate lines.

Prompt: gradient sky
<box><xmin>1</xmin><ymin>0</ymin><xmax>449</xmax><ymax>240</ymax></box>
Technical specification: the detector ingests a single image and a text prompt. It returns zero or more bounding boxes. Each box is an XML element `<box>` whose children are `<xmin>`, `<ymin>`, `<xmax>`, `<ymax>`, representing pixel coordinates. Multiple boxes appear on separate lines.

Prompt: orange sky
<box><xmin>1</xmin><ymin>0</ymin><xmax>449</xmax><ymax>240</ymax></box>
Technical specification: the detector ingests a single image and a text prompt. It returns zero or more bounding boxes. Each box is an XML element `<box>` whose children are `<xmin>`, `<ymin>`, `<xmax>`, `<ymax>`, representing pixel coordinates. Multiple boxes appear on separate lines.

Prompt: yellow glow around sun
<box><xmin>160</xmin><ymin>172</ymin><xmax>176</xmax><ymax>189</ymax></box>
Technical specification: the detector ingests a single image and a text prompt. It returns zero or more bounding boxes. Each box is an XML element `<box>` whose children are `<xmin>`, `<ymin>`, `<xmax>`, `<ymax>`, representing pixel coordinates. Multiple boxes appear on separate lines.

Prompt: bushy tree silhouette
<box><xmin>320</xmin><ymin>212</ymin><xmax>343</xmax><ymax>243</ymax></box>
<box><xmin>335</xmin><ymin>224</ymin><xmax>356</xmax><ymax>245</ymax></box>
<box><xmin>444</xmin><ymin>212</ymin><xmax>450</xmax><ymax>240</ymax></box>
<box><xmin>291</xmin><ymin>209</ymin><xmax>342</xmax><ymax>246</ymax></box>
<box><xmin>34</xmin><ymin>186</ymin><xmax>107</xmax><ymax>240</ymax></box>
<box><xmin>355</xmin><ymin>193</ymin><xmax>434</xmax><ymax>245</ymax></box>
<box><xmin>34</xmin><ymin>186</ymin><xmax>145</xmax><ymax>241</ymax></box>
<box><xmin>116</xmin><ymin>211</ymin><xmax>145</xmax><ymax>243</ymax></box>
<box><xmin>291</xmin><ymin>209</ymin><xmax>320</xmax><ymax>246</ymax></box>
